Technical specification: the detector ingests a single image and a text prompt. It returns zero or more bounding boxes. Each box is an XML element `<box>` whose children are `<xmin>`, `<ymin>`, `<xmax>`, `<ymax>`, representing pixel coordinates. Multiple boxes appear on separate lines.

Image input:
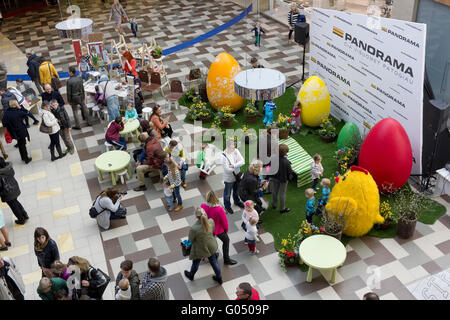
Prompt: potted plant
<box><xmin>391</xmin><ymin>186</ymin><xmax>428</xmax><ymax>239</ymax></box>
<box><xmin>318</xmin><ymin>116</ymin><xmax>337</xmax><ymax>142</ymax></box>
<box><xmin>151</xmin><ymin>45</ymin><xmax>163</xmax><ymax>59</ymax></box>
<box><xmin>278</xmin><ymin>234</ymin><xmax>300</xmax><ymax>272</ymax></box>
<box><xmin>374</xmin><ymin>201</ymin><xmax>394</xmax><ymax>230</ymax></box>
<box><xmin>321</xmin><ymin>197</ymin><xmax>351</xmax><ymax>240</ymax></box>
<box><xmin>334</xmin><ymin>144</ymin><xmax>360</xmax><ymax>175</ymax></box>
<box><xmin>217</xmin><ymin>106</ymin><xmax>235</xmax><ymax>128</ymax></box>
<box><xmin>244</xmin><ymin>101</ymin><xmax>258</xmax><ymax>124</ymax></box>
<box><xmin>275</xmin><ymin>113</ymin><xmax>292</xmax><ymax>139</ymax></box>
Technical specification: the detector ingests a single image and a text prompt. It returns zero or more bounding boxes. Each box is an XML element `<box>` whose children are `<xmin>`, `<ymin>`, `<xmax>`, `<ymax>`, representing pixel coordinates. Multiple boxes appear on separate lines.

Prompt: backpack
<box><xmin>89</xmin><ymin>196</ymin><xmax>105</xmax><ymax>218</ymax></box>
<box><xmin>87</xmin><ymin>266</ymin><xmax>111</xmax><ymax>299</ymax></box>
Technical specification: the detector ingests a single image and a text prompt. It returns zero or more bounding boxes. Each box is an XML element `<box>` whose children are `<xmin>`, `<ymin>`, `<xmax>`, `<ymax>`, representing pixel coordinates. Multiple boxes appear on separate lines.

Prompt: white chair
<box><xmin>115</xmin><ymin>169</ymin><xmax>129</xmax><ymax>184</ymax></box>
<box><xmin>104</xmin><ymin>141</ymin><xmax>114</xmax><ymax>152</ymax></box>
<box><xmin>102</xmin><ymin>109</ymin><xmax>109</xmax><ymax>122</ymax></box>
<box><xmin>92</xmin><ymin>105</ymin><xmax>101</xmax><ymax>120</ymax></box>
<box><xmin>142</xmin><ymin>107</ymin><xmax>152</xmax><ymax>120</ymax></box>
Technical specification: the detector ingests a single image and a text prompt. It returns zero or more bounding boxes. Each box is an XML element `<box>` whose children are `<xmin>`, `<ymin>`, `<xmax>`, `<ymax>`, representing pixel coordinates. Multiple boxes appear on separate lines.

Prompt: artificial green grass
<box><xmin>180</xmin><ymin>87</ymin><xmax>447</xmax><ymax>252</ymax></box>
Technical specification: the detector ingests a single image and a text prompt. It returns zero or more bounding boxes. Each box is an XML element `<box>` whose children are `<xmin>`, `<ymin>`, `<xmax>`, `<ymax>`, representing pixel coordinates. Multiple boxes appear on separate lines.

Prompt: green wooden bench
<box><xmin>279</xmin><ymin>136</ymin><xmax>314</xmax><ymax>188</ymax></box>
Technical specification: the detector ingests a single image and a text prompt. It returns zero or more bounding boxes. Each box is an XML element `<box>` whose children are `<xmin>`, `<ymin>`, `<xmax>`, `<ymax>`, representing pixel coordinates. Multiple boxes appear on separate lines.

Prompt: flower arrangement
<box><xmin>335</xmin><ymin>146</ymin><xmax>359</xmax><ymax>174</ymax></box>
<box><xmin>244</xmin><ymin>101</ymin><xmax>257</xmax><ymax>115</ymax></box>
<box><xmin>151</xmin><ymin>45</ymin><xmax>163</xmax><ymax>58</ymax></box>
<box><xmin>275</xmin><ymin>113</ymin><xmax>292</xmax><ymax>130</ymax></box>
<box><xmin>318</xmin><ymin>116</ymin><xmax>337</xmax><ymax>139</ymax></box>
<box><xmin>374</xmin><ymin>200</ymin><xmax>394</xmax><ymax>230</ymax></box>
<box><xmin>187</xmin><ymin>101</ymin><xmax>212</xmax><ymax>121</ymax></box>
<box><xmin>217</xmin><ymin>106</ymin><xmax>235</xmax><ymax>120</ymax></box>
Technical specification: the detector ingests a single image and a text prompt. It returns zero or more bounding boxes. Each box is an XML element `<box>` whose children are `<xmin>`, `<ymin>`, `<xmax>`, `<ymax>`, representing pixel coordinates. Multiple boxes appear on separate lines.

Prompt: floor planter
<box><xmin>245</xmin><ymin>114</ymin><xmax>257</xmax><ymax>124</ymax></box>
<box><xmin>221</xmin><ymin>118</ymin><xmax>233</xmax><ymax>128</ymax></box>
<box><xmin>284</xmin><ymin>256</ymin><xmax>300</xmax><ymax>267</ymax></box>
<box><xmin>200</xmin><ymin>116</ymin><xmax>212</xmax><ymax>123</ymax></box>
<box><xmin>279</xmin><ymin>129</ymin><xmax>290</xmax><ymax>139</ymax></box>
<box><xmin>320</xmin><ymin>135</ymin><xmax>336</xmax><ymax>143</ymax></box>
<box><xmin>324</xmin><ymin>228</ymin><xmax>342</xmax><ymax>240</ymax></box>
<box><xmin>375</xmin><ymin>219</ymin><xmax>393</xmax><ymax>230</ymax></box>
<box><xmin>152</xmin><ymin>54</ymin><xmax>162</xmax><ymax>59</ymax></box>
<box><xmin>397</xmin><ymin>216</ymin><xmax>418</xmax><ymax>239</ymax></box>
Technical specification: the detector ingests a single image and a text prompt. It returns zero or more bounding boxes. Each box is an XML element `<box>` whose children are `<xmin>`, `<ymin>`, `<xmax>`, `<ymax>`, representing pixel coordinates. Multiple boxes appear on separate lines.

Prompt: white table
<box><xmin>436</xmin><ymin>168</ymin><xmax>450</xmax><ymax>196</ymax></box>
<box><xmin>83</xmin><ymin>80</ymin><xmax>128</xmax><ymax>98</ymax></box>
<box><xmin>55</xmin><ymin>18</ymin><xmax>93</xmax><ymax>39</ymax></box>
<box><xmin>234</xmin><ymin>68</ymin><xmax>286</xmax><ymax>101</ymax></box>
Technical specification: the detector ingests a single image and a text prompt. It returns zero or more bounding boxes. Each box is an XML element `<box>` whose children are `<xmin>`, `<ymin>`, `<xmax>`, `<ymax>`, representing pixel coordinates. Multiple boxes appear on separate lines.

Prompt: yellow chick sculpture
<box><xmin>325</xmin><ymin>166</ymin><xmax>384</xmax><ymax>237</ymax></box>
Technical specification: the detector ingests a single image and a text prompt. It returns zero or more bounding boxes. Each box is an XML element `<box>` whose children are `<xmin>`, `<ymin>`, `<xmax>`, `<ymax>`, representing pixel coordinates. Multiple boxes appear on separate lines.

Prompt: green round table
<box><xmin>107</xmin><ymin>119</ymin><xmax>140</xmax><ymax>142</ymax></box>
<box><xmin>299</xmin><ymin>234</ymin><xmax>347</xmax><ymax>283</ymax></box>
<box><xmin>120</xmin><ymin>119</ymin><xmax>140</xmax><ymax>141</ymax></box>
<box><xmin>94</xmin><ymin>150</ymin><xmax>132</xmax><ymax>185</ymax></box>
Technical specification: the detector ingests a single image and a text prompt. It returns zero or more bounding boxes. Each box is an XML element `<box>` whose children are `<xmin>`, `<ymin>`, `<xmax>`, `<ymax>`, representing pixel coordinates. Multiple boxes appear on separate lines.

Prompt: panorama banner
<box><xmin>309</xmin><ymin>8</ymin><xmax>426</xmax><ymax>174</ymax></box>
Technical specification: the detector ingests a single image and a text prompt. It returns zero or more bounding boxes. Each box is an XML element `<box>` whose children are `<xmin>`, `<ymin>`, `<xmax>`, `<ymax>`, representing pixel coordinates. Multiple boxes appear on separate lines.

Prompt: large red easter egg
<box><xmin>358</xmin><ymin>118</ymin><xmax>412</xmax><ymax>194</ymax></box>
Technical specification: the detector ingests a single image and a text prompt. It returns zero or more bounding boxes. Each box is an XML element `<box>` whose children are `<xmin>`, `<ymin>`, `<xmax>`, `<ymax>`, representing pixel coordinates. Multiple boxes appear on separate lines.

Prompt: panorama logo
<box><xmin>311</xmin><ymin>57</ymin><xmax>350</xmax><ymax>86</ymax></box>
<box><xmin>381</xmin><ymin>27</ymin><xmax>420</xmax><ymax>48</ymax></box>
<box><xmin>339</xmin><ymin>32</ymin><xmax>414</xmax><ymax>78</ymax></box>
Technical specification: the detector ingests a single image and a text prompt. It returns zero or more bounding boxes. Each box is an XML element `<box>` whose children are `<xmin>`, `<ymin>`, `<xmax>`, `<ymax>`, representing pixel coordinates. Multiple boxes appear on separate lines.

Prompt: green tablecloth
<box><xmin>279</xmin><ymin>136</ymin><xmax>314</xmax><ymax>188</ymax></box>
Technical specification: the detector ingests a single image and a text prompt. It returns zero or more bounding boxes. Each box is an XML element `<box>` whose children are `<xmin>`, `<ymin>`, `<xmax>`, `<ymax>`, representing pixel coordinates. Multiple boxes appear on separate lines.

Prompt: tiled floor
<box><xmin>0</xmin><ymin>0</ymin><xmax>449</xmax><ymax>300</ymax></box>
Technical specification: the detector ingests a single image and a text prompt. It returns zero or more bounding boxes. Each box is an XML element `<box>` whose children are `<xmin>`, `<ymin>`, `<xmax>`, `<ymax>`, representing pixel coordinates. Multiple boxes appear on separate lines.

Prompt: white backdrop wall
<box><xmin>309</xmin><ymin>8</ymin><xmax>427</xmax><ymax>173</ymax></box>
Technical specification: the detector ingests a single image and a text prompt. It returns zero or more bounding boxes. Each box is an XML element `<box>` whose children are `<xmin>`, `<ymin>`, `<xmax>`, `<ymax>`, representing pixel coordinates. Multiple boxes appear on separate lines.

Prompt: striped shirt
<box><xmin>166</xmin><ymin>168</ymin><xmax>181</xmax><ymax>187</ymax></box>
<box><xmin>288</xmin><ymin>10</ymin><xmax>299</xmax><ymax>28</ymax></box>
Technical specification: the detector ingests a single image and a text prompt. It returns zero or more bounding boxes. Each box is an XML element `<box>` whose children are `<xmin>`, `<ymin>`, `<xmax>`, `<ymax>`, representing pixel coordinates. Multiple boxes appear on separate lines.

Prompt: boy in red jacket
<box><xmin>106</xmin><ymin>116</ymin><xmax>127</xmax><ymax>150</ymax></box>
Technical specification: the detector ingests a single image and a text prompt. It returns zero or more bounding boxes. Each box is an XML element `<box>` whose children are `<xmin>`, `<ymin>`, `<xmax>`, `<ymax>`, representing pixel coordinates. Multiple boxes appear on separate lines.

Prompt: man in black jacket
<box><xmin>25</xmin><ymin>49</ymin><xmax>43</xmax><ymax>94</ymax></box>
<box><xmin>41</xmin><ymin>84</ymin><xmax>65</xmax><ymax>108</ymax></box>
<box><xmin>50</xmin><ymin>99</ymin><xmax>74</xmax><ymax>154</ymax></box>
<box><xmin>66</xmin><ymin>66</ymin><xmax>91</xmax><ymax>129</ymax></box>
<box><xmin>1</xmin><ymin>101</ymin><xmax>32</xmax><ymax>164</ymax></box>
<box><xmin>270</xmin><ymin>144</ymin><xmax>294</xmax><ymax>214</ymax></box>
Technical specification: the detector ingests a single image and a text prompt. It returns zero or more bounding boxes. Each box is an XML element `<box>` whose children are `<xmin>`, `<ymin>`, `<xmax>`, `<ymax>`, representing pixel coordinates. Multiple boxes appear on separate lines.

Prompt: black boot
<box><xmin>50</xmin><ymin>145</ymin><xmax>58</xmax><ymax>161</ymax></box>
<box><xmin>56</xmin><ymin>144</ymin><xmax>66</xmax><ymax>159</ymax></box>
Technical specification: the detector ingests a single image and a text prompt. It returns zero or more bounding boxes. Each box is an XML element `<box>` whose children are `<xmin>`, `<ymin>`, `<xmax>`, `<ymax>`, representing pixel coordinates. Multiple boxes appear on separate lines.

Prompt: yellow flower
<box><xmin>281</xmin><ymin>239</ymin><xmax>288</xmax><ymax>247</ymax></box>
<box><xmin>280</xmin><ymin>248</ymin><xmax>286</xmax><ymax>254</ymax></box>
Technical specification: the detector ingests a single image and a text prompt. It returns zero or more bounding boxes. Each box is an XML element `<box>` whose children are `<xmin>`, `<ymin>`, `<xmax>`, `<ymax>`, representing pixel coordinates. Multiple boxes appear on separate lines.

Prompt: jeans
<box><xmin>189</xmin><ymin>253</ymin><xmax>221</xmax><ymax>279</ymax></box>
<box><xmin>20</xmin><ymin>106</ymin><xmax>38</xmax><ymax>126</ymax></box>
<box><xmin>49</xmin><ymin>132</ymin><xmax>63</xmax><ymax>158</ymax></box>
<box><xmin>312</xmin><ymin>178</ymin><xmax>319</xmax><ymax>190</ymax></box>
<box><xmin>173</xmin><ymin>185</ymin><xmax>182</xmax><ymax>206</ymax></box>
<box><xmin>165</xmin><ymin>194</ymin><xmax>174</xmax><ymax>210</ymax></box>
<box><xmin>288</xmin><ymin>28</ymin><xmax>294</xmax><ymax>39</ymax></box>
<box><xmin>107</xmin><ymin>137</ymin><xmax>127</xmax><ymax>150</ymax></box>
<box><xmin>180</xmin><ymin>163</ymin><xmax>188</xmax><ymax>182</ymax></box>
<box><xmin>110</xmin><ymin>211</ymin><xmax>126</xmax><ymax>220</ymax></box>
<box><xmin>224</xmin><ymin>181</ymin><xmax>241</xmax><ymax>210</ymax></box>
<box><xmin>106</xmin><ymin>95</ymin><xmax>120</xmax><ymax>122</ymax></box>
<box><xmin>216</xmin><ymin>232</ymin><xmax>231</xmax><ymax>262</ymax></box>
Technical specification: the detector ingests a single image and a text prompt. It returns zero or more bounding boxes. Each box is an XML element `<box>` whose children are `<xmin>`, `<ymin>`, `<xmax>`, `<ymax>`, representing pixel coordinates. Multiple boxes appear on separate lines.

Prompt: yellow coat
<box><xmin>39</xmin><ymin>61</ymin><xmax>59</xmax><ymax>85</ymax></box>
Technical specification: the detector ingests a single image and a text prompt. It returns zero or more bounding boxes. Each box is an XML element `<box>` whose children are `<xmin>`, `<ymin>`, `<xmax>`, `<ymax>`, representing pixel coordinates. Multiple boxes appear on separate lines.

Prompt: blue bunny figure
<box><xmin>263</xmin><ymin>101</ymin><xmax>276</xmax><ymax>126</ymax></box>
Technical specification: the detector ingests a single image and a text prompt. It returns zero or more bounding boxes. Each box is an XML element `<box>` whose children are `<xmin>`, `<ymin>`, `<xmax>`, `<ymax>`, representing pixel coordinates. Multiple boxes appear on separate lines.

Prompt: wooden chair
<box><xmin>142</xmin><ymin>71</ymin><xmax>163</xmax><ymax>97</ymax></box>
<box><xmin>166</xmin><ymin>80</ymin><xmax>183</xmax><ymax>110</ymax></box>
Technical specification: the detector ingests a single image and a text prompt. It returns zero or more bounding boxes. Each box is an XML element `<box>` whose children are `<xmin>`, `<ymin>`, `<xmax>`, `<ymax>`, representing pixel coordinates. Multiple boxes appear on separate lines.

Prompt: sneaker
<box><xmin>174</xmin><ymin>205</ymin><xmax>183</xmax><ymax>212</ymax></box>
<box><xmin>184</xmin><ymin>270</ymin><xmax>194</xmax><ymax>281</ymax></box>
<box><xmin>133</xmin><ymin>185</ymin><xmax>147</xmax><ymax>191</ymax></box>
<box><xmin>0</xmin><ymin>246</ymin><xmax>7</xmax><ymax>251</ymax></box>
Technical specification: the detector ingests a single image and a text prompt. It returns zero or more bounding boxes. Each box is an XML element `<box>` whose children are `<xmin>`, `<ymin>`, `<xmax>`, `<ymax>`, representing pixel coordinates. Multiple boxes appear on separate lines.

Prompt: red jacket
<box><xmin>235</xmin><ymin>288</ymin><xmax>260</xmax><ymax>300</ymax></box>
<box><xmin>144</xmin><ymin>137</ymin><xmax>163</xmax><ymax>168</ymax></box>
<box><xmin>105</xmin><ymin>121</ymin><xmax>124</xmax><ymax>142</ymax></box>
<box><xmin>201</xmin><ymin>204</ymin><xmax>228</xmax><ymax>236</ymax></box>
<box><xmin>123</xmin><ymin>58</ymin><xmax>138</xmax><ymax>78</ymax></box>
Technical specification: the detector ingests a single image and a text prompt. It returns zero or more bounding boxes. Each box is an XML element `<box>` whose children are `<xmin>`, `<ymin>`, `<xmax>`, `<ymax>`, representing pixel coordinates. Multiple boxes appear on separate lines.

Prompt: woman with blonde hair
<box><xmin>238</xmin><ymin>159</ymin><xmax>268</xmax><ymax>214</ymax></box>
<box><xmin>201</xmin><ymin>190</ymin><xmax>236</xmax><ymax>265</ymax></box>
<box><xmin>67</xmin><ymin>256</ymin><xmax>109</xmax><ymax>299</ymax></box>
<box><xmin>184</xmin><ymin>208</ymin><xmax>222</xmax><ymax>284</ymax></box>
<box><xmin>109</xmin><ymin>0</ymin><xmax>128</xmax><ymax>35</ymax></box>
<box><xmin>165</xmin><ymin>158</ymin><xmax>183</xmax><ymax>212</ymax></box>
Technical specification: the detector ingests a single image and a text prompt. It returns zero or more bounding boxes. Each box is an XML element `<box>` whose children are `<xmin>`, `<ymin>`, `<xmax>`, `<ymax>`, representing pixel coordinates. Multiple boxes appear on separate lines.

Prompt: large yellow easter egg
<box><xmin>207</xmin><ymin>52</ymin><xmax>244</xmax><ymax>112</ymax></box>
<box><xmin>297</xmin><ymin>76</ymin><xmax>330</xmax><ymax>127</ymax></box>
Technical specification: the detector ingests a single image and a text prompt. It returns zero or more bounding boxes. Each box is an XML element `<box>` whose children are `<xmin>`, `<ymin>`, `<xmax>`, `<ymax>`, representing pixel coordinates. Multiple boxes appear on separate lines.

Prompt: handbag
<box><xmin>222</xmin><ymin>152</ymin><xmax>243</xmax><ymax>182</ymax></box>
<box><xmin>39</xmin><ymin>121</ymin><xmax>52</xmax><ymax>134</ymax></box>
<box><xmin>89</xmin><ymin>196</ymin><xmax>106</xmax><ymax>219</ymax></box>
<box><xmin>87</xmin><ymin>266</ymin><xmax>111</xmax><ymax>299</ymax></box>
<box><xmin>98</xmin><ymin>81</ymin><xmax>109</xmax><ymax>106</ymax></box>
<box><xmin>4</xmin><ymin>129</ymin><xmax>12</xmax><ymax>144</ymax></box>
<box><xmin>48</xmin><ymin>64</ymin><xmax>62</xmax><ymax>90</ymax></box>
<box><xmin>180</xmin><ymin>240</ymin><xmax>192</xmax><ymax>257</ymax></box>
<box><xmin>161</xmin><ymin>124</ymin><xmax>173</xmax><ymax>138</ymax></box>
<box><xmin>121</xmin><ymin>14</ymin><xmax>127</xmax><ymax>24</ymax></box>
